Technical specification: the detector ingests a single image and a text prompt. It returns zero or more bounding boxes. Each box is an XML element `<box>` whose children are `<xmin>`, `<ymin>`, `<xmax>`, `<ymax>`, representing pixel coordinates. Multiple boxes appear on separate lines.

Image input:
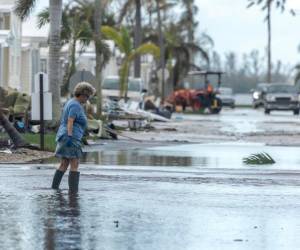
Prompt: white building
<box><xmin>0</xmin><ymin>1</ymin><xmax>47</xmax><ymax>94</ymax></box>
<box><xmin>0</xmin><ymin>1</ymin><xmax>21</xmax><ymax>90</ymax></box>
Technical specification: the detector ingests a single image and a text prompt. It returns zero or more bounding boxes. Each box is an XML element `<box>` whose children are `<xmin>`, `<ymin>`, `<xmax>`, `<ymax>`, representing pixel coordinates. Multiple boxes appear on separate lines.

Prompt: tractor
<box><xmin>165</xmin><ymin>70</ymin><xmax>224</xmax><ymax>114</ymax></box>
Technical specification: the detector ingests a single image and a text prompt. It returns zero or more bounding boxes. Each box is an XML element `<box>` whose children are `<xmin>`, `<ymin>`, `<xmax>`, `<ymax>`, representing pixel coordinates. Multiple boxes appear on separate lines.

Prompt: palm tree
<box><xmin>94</xmin><ymin>0</ymin><xmax>104</xmax><ymax>117</ymax></box>
<box><xmin>181</xmin><ymin>0</ymin><xmax>198</xmax><ymax>44</ymax></box>
<box><xmin>118</xmin><ymin>0</ymin><xmax>143</xmax><ymax>78</ymax></box>
<box><xmin>247</xmin><ymin>0</ymin><xmax>287</xmax><ymax>83</ymax></box>
<box><xmin>143</xmin><ymin>15</ymin><xmax>211</xmax><ymax>91</ymax></box>
<box><xmin>37</xmin><ymin>5</ymin><xmax>92</xmax><ymax>96</ymax></box>
<box><xmin>163</xmin><ymin>24</ymin><xmax>210</xmax><ymax>89</ymax></box>
<box><xmin>101</xmin><ymin>25</ymin><xmax>160</xmax><ymax>100</ymax></box>
<box><xmin>74</xmin><ymin>0</ymin><xmax>112</xmax><ymax>117</ymax></box>
<box><xmin>15</xmin><ymin>0</ymin><xmax>63</xmax><ymax>125</ymax></box>
<box><xmin>156</xmin><ymin>0</ymin><xmax>166</xmax><ymax>100</ymax></box>
<box><xmin>180</xmin><ymin>0</ymin><xmax>199</xmax><ymax>64</ymax></box>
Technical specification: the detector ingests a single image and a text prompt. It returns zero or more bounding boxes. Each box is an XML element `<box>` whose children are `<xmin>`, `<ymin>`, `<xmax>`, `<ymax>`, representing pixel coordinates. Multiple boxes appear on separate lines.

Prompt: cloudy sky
<box><xmin>22</xmin><ymin>0</ymin><xmax>300</xmax><ymax>66</ymax></box>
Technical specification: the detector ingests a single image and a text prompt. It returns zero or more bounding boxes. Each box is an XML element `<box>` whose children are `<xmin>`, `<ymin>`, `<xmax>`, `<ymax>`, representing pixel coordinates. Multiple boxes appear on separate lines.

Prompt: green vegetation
<box><xmin>243</xmin><ymin>152</ymin><xmax>275</xmax><ymax>165</ymax></box>
<box><xmin>22</xmin><ymin>133</ymin><xmax>56</xmax><ymax>152</ymax></box>
<box><xmin>101</xmin><ymin>25</ymin><xmax>160</xmax><ymax>100</ymax></box>
<box><xmin>0</xmin><ymin>133</ymin><xmax>9</xmax><ymax>140</ymax></box>
<box><xmin>0</xmin><ymin>132</ymin><xmax>56</xmax><ymax>152</ymax></box>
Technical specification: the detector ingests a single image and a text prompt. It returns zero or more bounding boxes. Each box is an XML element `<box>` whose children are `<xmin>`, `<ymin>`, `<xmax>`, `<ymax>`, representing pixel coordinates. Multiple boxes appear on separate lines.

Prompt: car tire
<box><xmin>294</xmin><ymin>109</ymin><xmax>299</xmax><ymax>115</ymax></box>
<box><xmin>210</xmin><ymin>97</ymin><xmax>222</xmax><ymax>114</ymax></box>
<box><xmin>264</xmin><ymin>109</ymin><xmax>270</xmax><ymax>114</ymax></box>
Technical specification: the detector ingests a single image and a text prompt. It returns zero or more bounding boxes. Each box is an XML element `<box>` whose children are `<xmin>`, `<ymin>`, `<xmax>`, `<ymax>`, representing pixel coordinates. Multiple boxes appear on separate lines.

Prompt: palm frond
<box><xmin>243</xmin><ymin>152</ymin><xmax>275</xmax><ymax>165</ymax></box>
<box><xmin>198</xmin><ymin>32</ymin><xmax>215</xmax><ymax>48</ymax></box>
<box><xmin>77</xmin><ymin>21</ymin><xmax>93</xmax><ymax>45</ymax></box>
<box><xmin>14</xmin><ymin>0</ymin><xmax>36</xmax><ymax>20</ymax></box>
<box><xmin>247</xmin><ymin>1</ymin><xmax>255</xmax><ymax>8</ymax></box>
<box><xmin>101</xmin><ymin>26</ymin><xmax>124</xmax><ymax>52</ymax></box>
<box><xmin>120</xmin><ymin>27</ymin><xmax>132</xmax><ymax>55</ymax></box>
<box><xmin>185</xmin><ymin>43</ymin><xmax>210</xmax><ymax>64</ymax></box>
<box><xmin>119</xmin><ymin>61</ymin><xmax>130</xmax><ymax>97</ymax></box>
<box><xmin>130</xmin><ymin>43</ymin><xmax>160</xmax><ymax>61</ymax></box>
<box><xmin>37</xmin><ymin>8</ymin><xmax>49</xmax><ymax>28</ymax></box>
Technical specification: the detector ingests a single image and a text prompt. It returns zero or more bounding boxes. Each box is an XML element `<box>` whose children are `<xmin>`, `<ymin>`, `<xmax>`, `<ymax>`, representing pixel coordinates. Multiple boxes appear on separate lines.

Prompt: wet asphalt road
<box><xmin>2</xmin><ymin>108</ymin><xmax>300</xmax><ymax>249</ymax></box>
<box><xmin>1</xmin><ymin>163</ymin><xmax>300</xmax><ymax>250</ymax></box>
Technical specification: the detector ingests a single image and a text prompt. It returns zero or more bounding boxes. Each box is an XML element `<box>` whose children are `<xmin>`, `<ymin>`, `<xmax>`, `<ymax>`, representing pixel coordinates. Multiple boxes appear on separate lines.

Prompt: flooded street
<box><xmin>1</xmin><ymin>161</ymin><xmax>300</xmax><ymax>250</ymax></box>
<box><xmin>2</xmin><ymin>108</ymin><xmax>300</xmax><ymax>249</ymax></box>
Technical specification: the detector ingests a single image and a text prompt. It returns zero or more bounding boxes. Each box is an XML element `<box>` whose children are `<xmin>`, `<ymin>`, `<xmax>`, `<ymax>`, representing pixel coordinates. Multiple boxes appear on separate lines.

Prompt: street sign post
<box><xmin>31</xmin><ymin>73</ymin><xmax>52</xmax><ymax>150</ymax></box>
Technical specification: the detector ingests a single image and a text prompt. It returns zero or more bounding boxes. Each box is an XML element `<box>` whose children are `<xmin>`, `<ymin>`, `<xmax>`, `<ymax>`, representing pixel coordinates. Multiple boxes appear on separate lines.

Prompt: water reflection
<box><xmin>43</xmin><ymin>192</ymin><xmax>81</xmax><ymax>250</ymax></box>
<box><xmin>81</xmin><ymin>151</ymin><xmax>204</xmax><ymax>167</ymax></box>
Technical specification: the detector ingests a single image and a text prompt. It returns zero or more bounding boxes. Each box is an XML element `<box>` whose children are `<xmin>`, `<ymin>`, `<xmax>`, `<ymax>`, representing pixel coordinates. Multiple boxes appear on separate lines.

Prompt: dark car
<box><xmin>217</xmin><ymin>87</ymin><xmax>235</xmax><ymax>108</ymax></box>
<box><xmin>252</xmin><ymin>83</ymin><xmax>269</xmax><ymax>108</ymax></box>
<box><xmin>264</xmin><ymin>84</ymin><xmax>300</xmax><ymax>115</ymax></box>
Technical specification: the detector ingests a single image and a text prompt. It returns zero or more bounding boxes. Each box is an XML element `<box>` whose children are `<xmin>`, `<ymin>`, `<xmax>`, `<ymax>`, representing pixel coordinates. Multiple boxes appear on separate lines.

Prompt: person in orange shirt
<box><xmin>207</xmin><ymin>82</ymin><xmax>213</xmax><ymax>93</ymax></box>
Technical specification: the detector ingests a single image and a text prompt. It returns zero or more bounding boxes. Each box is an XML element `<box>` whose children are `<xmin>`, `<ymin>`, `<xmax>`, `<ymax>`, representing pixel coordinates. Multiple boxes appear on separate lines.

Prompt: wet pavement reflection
<box><xmin>2</xmin><ymin>140</ymin><xmax>300</xmax><ymax>249</ymax></box>
<box><xmin>81</xmin><ymin>151</ymin><xmax>196</xmax><ymax>167</ymax></box>
<box><xmin>1</xmin><ymin>164</ymin><xmax>300</xmax><ymax>250</ymax></box>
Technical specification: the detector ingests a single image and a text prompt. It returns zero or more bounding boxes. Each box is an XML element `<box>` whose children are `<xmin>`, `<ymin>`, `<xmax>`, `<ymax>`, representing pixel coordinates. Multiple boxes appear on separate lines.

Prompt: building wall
<box><xmin>76</xmin><ymin>51</ymin><xmax>153</xmax><ymax>90</ymax></box>
<box><xmin>31</xmin><ymin>49</ymin><xmax>40</xmax><ymax>91</ymax></box>
<box><xmin>21</xmin><ymin>49</ymin><xmax>31</xmax><ymax>93</ymax></box>
<box><xmin>2</xmin><ymin>47</ymin><xmax>9</xmax><ymax>88</ymax></box>
<box><xmin>8</xmin><ymin>12</ymin><xmax>22</xmax><ymax>90</ymax></box>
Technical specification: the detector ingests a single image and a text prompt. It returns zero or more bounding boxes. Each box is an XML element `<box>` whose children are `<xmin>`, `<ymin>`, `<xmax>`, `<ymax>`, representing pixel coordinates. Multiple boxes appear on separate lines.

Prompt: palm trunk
<box><xmin>187</xmin><ymin>2</ymin><xmax>194</xmax><ymax>65</ymax></box>
<box><xmin>49</xmin><ymin>0</ymin><xmax>63</xmax><ymax>124</ymax></box>
<box><xmin>134</xmin><ymin>0</ymin><xmax>142</xmax><ymax>78</ymax></box>
<box><xmin>124</xmin><ymin>61</ymin><xmax>130</xmax><ymax>101</ymax></box>
<box><xmin>68</xmin><ymin>38</ymin><xmax>77</xmax><ymax>84</ymax></box>
<box><xmin>156</xmin><ymin>0</ymin><xmax>165</xmax><ymax>101</ymax></box>
<box><xmin>94</xmin><ymin>0</ymin><xmax>103</xmax><ymax>117</ymax></box>
<box><xmin>267</xmin><ymin>3</ymin><xmax>272</xmax><ymax>83</ymax></box>
<box><xmin>62</xmin><ymin>38</ymin><xmax>77</xmax><ymax>96</ymax></box>
<box><xmin>0</xmin><ymin>110</ymin><xmax>27</xmax><ymax>147</ymax></box>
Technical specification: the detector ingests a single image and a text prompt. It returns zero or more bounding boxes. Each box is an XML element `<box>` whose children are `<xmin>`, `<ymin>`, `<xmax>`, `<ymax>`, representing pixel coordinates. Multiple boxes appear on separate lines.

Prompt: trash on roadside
<box><xmin>30</xmin><ymin>125</ymin><xmax>40</xmax><ymax>134</ymax></box>
<box><xmin>0</xmin><ymin>149</ymin><xmax>12</xmax><ymax>154</ymax></box>
<box><xmin>103</xmin><ymin>98</ymin><xmax>171</xmax><ymax>122</ymax></box>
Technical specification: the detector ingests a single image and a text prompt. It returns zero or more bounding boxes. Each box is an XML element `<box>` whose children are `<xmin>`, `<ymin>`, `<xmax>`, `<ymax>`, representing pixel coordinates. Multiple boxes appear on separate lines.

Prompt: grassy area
<box><xmin>22</xmin><ymin>133</ymin><xmax>56</xmax><ymax>152</ymax></box>
<box><xmin>0</xmin><ymin>133</ymin><xmax>9</xmax><ymax>140</ymax></box>
<box><xmin>0</xmin><ymin>132</ymin><xmax>56</xmax><ymax>152</ymax></box>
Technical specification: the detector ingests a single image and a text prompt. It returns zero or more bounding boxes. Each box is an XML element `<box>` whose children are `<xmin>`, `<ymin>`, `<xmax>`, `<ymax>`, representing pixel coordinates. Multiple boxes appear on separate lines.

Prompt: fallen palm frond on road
<box><xmin>243</xmin><ymin>152</ymin><xmax>275</xmax><ymax>165</ymax></box>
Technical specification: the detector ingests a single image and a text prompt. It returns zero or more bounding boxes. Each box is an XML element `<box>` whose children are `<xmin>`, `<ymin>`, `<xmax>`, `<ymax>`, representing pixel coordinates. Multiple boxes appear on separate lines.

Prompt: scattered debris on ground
<box><xmin>0</xmin><ymin>148</ymin><xmax>53</xmax><ymax>163</ymax></box>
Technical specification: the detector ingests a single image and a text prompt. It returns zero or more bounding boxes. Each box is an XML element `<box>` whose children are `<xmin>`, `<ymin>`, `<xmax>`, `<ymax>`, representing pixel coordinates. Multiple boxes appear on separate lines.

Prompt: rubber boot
<box><xmin>68</xmin><ymin>171</ymin><xmax>80</xmax><ymax>193</ymax></box>
<box><xmin>51</xmin><ymin>170</ymin><xmax>65</xmax><ymax>189</ymax></box>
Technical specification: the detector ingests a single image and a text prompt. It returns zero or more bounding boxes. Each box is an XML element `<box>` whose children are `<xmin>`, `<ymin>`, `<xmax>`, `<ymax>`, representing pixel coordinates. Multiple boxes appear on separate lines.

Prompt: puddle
<box><xmin>1</xmin><ymin>164</ymin><xmax>300</xmax><ymax>250</ymax></box>
<box><xmin>2</xmin><ymin>141</ymin><xmax>300</xmax><ymax>249</ymax></box>
<box><xmin>40</xmin><ymin>141</ymin><xmax>300</xmax><ymax>174</ymax></box>
<box><xmin>75</xmin><ymin>142</ymin><xmax>300</xmax><ymax>171</ymax></box>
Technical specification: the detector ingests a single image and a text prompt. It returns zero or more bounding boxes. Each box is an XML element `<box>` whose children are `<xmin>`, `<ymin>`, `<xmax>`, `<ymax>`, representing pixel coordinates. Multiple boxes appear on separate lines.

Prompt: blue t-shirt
<box><xmin>56</xmin><ymin>98</ymin><xmax>87</xmax><ymax>142</ymax></box>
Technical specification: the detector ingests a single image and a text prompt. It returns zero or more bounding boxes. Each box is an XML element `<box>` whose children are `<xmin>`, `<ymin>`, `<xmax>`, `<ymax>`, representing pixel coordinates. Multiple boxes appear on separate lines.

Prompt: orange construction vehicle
<box><xmin>165</xmin><ymin>71</ymin><xmax>224</xmax><ymax>114</ymax></box>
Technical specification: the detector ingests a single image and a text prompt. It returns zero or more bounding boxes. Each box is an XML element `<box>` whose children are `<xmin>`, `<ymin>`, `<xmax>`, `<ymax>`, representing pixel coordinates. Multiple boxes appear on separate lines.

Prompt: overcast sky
<box><xmin>22</xmin><ymin>0</ymin><xmax>300</xmax><ymax>66</ymax></box>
